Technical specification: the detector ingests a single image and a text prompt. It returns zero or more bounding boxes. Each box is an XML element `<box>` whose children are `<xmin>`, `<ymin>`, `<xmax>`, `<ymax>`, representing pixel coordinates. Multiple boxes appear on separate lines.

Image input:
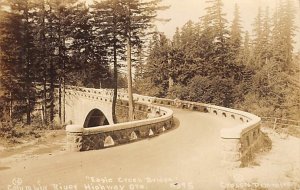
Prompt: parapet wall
<box><xmin>115</xmin><ymin>100</ymin><xmax>150</xmax><ymax>123</ymax></box>
<box><xmin>65</xmin><ymin>86</ymin><xmax>262</xmax><ymax>167</ymax></box>
<box><xmin>65</xmin><ymin>87</ymin><xmax>174</xmax><ymax>152</ymax></box>
<box><xmin>150</xmin><ymin>97</ymin><xmax>263</xmax><ymax>167</ymax></box>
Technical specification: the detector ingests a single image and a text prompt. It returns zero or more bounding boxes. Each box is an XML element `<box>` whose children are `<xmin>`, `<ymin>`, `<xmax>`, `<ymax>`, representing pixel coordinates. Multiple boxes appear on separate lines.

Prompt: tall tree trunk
<box><xmin>9</xmin><ymin>91</ymin><xmax>12</xmax><ymax>122</ymax></box>
<box><xmin>41</xmin><ymin>0</ymin><xmax>47</xmax><ymax>126</ymax></box>
<box><xmin>111</xmin><ymin>1</ymin><xmax>118</xmax><ymax>124</ymax></box>
<box><xmin>26</xmin><ymin>53</ymin><xmax>31</xmax><ymax>125</ymax></box>
<box><xmin>63</xmin><ymin>55</ymin><xmax>66</xmax><ymax>124</ymax></box>
<box><xmin>112</xmin><ymin>40</ymin><xmax>118</xmax><ymax>123</ymax></box>
<box><xmin>25</xmin><ymin>2</ymin><xmax>31</xmax><ymax>125</ymax></box>
<box><xmin>26</xmin><ymin>83</ymin><xmax>31</xmax><ymax>125</ymax></box>
<box><xmin>127</xmin><ymin>36</ymin><xmax>134</xmax><ymax>121</ymax></box>
<box><xmin>43</xmin><ymin>44</ymin><xmax>47</xmax><ymax>125</ymax></box>
<box><xmin>25</xmin><ymin>48</ymin><xmax>31</xmax><ymax>125</ymax></box>
<box><xmin>49</xmin><ymin>6</ymin><xmax>54</xmax><ymax>129</ymax></box>
<box><xmin>58</xmin><ymin>79</ymin><xmax>62</xmax><ymax>124</ymax></box>
<box><xmin>58</xmin><ymin>17</ymin><xmax>62</xmax><ymax>125</ymax></box>
<box><xmin>49</xmin><ymin>58</ymin><xmax>54</xmax><ymax>129</ymax></box>
<box><xmin>43</xmin><ymin>77</ymin><xmax>47</xmax><ymax>125</ymax></box>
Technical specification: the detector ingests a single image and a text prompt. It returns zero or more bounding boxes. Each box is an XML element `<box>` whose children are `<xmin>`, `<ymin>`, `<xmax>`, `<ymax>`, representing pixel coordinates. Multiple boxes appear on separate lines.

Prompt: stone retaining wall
<box><xmin>115</xmin><ymin>100</ymin><xmax>149</xmax><ymax>123</ymax></box>
<box><xmin>80</xmin><ymin>119</ymin><xmax>173</xmax><ymax>151</ymax></box>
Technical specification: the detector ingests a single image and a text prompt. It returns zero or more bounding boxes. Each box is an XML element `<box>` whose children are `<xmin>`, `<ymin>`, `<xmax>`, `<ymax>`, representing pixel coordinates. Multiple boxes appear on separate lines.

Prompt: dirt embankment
<box><xmin>224</xmin><ymin>128</ymin><xmax>300</xmax><ymax>190</ymax></box>
<box><xmin>0</xmin><ymin>129</ymin><xmax>66</xmax><ymax>168</ymax></box>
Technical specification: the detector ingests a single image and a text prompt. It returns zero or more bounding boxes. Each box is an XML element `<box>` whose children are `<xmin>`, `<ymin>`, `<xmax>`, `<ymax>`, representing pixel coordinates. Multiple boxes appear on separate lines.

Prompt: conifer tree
<box><xmin>271</xmin><ymin>0</ymin><xmax>296</xmax><ymax>71</ymax></box>
<box><xmin>0</xmin><ymin>0</ymin><xmax>52</xmax><ymax>123</ymax></box>
<box><xmin>203</xmin><ymin>0</ymin><xmax>230</xmax><ymax>75</ymax></box>
<box><xmin>250</xmin><ymin>7</ymin><xmax>272</xmax><ymax>68</ymax></box>
<box><xmin>91</xmin><ymin>0</ymin><xmax>125</xmax><ymax>123</ymax></box>
<box><xmin>122</xmin><ymin>0</ymin><xmax>167</xmax><ymax>121</ymax></box>
<box><xmin>229</xmin><ymin>3</ymin><xmax>242</xmax><ymax>65</ymax></box>
<box><xmin>137</xmin><ymin>32</ymin><xmax>170</xmax><ymax>97</ymax></box>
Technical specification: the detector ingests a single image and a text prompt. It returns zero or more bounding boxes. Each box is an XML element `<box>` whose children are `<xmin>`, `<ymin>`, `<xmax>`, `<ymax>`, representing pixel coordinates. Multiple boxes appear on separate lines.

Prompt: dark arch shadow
<box><xmin>84</xmin><ymin>109</ymin><xmax>110</xmax><ymax>128</ymax></box>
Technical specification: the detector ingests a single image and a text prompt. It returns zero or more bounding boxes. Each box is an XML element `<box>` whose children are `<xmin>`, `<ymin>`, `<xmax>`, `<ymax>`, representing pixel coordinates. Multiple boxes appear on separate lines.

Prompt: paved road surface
<box><xmin>0</xmin><ymin>109</ymin><xmax>238</xmax><ymax>190</ymax></box>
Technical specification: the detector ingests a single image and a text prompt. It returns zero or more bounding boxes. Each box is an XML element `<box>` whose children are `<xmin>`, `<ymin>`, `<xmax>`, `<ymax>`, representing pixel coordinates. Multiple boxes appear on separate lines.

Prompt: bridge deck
<box><xmin>0</xmin><ymin>109</ymin><xmax>239</xmax><ymax>190</ymax></box>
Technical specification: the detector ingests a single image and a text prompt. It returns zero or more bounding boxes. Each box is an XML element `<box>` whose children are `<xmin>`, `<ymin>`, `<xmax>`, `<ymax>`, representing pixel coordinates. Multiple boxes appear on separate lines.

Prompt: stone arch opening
<box><xmin>129</xmin><ymin>131</ymin><xmax>138</xmax><ymax>141</ymax></box>
<box><xmin>84</xmin><ymin>109</ymin><xmax>109</xmax><ymax>128</ymax></box>
<box><xmin>104</xmin><ymin>136</ymin><xmax>115</xmax><ymax>147</ymax></box>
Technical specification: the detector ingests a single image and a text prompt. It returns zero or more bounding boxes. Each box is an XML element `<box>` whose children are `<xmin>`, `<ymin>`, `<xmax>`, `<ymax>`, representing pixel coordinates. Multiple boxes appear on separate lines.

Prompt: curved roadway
<box><xmin>0</xmin><ymin>108</ymin><xmax>238</xmax><ymax>190</ymax></box>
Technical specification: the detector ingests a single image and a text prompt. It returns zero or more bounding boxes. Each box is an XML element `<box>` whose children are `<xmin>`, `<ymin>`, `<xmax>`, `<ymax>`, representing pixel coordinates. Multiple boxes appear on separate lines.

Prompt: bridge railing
<box><xmin>65</xmin><ymin>86</ymin><xmax>262</xmax><ymax>167</ymax></box>
<box><xmin>123</xmin><ymin>94</ymin><xmax>262</xmax><ymax>167</ymax></box>
<box><xmin>65</xmin><ymin>87</ymin><xmax>174</xmax><ymax>152</ymax></box>
<box><xmin>151</xmin><ymin>98</ymin><xmax>262</xmax><ymax>167</ymax></box>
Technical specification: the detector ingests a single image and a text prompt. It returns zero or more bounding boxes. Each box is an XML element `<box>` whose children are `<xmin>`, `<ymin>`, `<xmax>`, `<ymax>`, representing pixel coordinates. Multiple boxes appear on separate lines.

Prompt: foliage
<box><xmin>135</xmin><ymin>0</ymin><xmax>299</xmax><ymax>120</ymax></box>
<box><xmin>0</xmin><ymin>0</ymin><xmax>166</xmax><ymax>127</ymax></box>
<box><xmin>0</xmin><ymin>0</ymin><xmax>299</xmax><ymax>128</ymax></box>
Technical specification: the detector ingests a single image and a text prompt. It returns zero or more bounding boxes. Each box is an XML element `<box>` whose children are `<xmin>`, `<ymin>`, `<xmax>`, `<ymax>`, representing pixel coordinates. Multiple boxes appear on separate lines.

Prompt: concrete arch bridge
<box><xmin>65</xmin><ymin>86</ymin><xmax>262</xmax><ymax>168</ymax></box>
<box><xmin>0</xmin><ymin>85</ymin><xmax>265</xmax><ymax>189</ymax></box>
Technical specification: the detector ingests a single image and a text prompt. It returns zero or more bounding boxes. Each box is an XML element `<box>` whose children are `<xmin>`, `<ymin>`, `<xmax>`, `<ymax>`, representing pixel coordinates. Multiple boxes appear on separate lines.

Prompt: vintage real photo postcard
<box><xmin>0</xmin><ymin>0</ymin><xmax>299</xmax><ymax>189</ymax></box>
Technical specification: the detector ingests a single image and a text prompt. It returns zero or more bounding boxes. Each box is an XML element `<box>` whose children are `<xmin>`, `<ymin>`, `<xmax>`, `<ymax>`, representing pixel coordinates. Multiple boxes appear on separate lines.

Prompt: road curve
<box><xmin>0</xmin><ymin>109</ymin><xmax>239</xmax><ymax>190</ymax></box>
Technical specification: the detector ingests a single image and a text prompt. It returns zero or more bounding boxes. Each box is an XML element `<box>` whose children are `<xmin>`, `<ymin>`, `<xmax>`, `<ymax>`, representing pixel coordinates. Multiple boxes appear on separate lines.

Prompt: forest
<box><xmin>0</xmin><ymin>0</ymin><xmax>165</xmax><ymax>128</ymax></box>
<box><xmin>0</xmin><ymin>0</ymin><xmax>299</xmax><ymax>131</ymax></box>
<box><xmin>135</xmin><ymin>0</ymin><xmax>300</xmax><ymax>121</ymax></box>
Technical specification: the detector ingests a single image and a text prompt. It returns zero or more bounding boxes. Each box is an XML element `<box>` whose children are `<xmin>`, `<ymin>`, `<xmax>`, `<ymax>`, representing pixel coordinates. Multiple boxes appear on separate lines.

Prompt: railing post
<box><xmin>221</xmin><ymin>138</ymin><xmax>242</xmax><ymax>168</ymax></box>
<box><xmin>66</xmin><ymin>125</ymin><xmax>83</xmax><ymax>152</ymax></box>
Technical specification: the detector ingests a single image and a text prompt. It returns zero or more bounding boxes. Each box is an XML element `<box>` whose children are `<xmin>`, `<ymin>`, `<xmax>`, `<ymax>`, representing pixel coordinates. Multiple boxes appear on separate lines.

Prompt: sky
<box><xmin>155</xmin><ymin>0</ymin><xmax>300</xmax><ymax>52</ymax></box>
